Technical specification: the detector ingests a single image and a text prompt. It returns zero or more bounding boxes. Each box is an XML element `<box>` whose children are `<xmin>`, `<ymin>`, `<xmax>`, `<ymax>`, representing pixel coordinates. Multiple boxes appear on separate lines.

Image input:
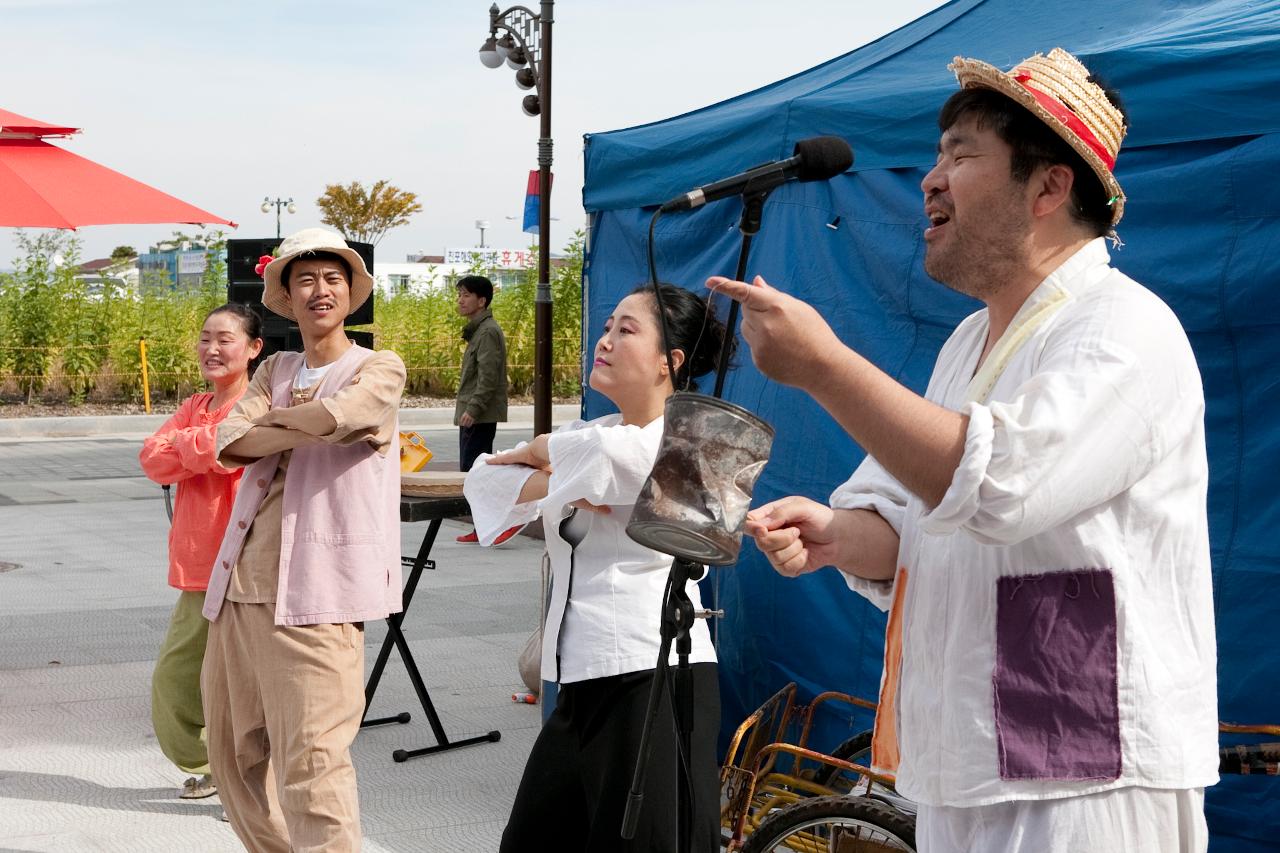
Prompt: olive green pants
<box><xmin>151</xmin><ymin>590</ymin><xmax>211</xmax><ymax>776</ymax></box>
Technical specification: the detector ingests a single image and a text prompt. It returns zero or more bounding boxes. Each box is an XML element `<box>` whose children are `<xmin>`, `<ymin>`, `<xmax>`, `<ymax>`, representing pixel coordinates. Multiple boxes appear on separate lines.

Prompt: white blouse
<box><xmin>833</xmin><ymin>239</ymin><xmax>1219</xmax><ymax>807</ymax></box>
<box><xmin>463</xmin><ymin>414</ymin><xmax>716</xmax><ymax>684</ymax></box>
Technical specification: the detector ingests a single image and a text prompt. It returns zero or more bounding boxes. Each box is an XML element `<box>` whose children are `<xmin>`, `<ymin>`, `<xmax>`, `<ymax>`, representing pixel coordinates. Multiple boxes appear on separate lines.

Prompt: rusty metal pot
<box><xmin>627</xmin><ymin>392</ymin><xmax>774</xmax><ymax>565</ymax></box>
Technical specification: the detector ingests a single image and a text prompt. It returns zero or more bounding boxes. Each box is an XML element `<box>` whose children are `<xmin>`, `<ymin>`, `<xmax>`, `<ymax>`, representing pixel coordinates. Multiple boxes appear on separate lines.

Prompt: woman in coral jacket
<box><xmin>139</xmin><ymin>303</ymin><xmax>262</xmax><ymax>800</ymax></box>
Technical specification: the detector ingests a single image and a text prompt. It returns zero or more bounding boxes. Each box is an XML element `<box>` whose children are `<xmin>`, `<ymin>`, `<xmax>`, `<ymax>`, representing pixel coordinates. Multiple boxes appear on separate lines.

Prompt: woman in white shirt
<box><xmin>465</xmin><ymin>283</ymin><xmax>733</xmax><ymax>853</ymax></box>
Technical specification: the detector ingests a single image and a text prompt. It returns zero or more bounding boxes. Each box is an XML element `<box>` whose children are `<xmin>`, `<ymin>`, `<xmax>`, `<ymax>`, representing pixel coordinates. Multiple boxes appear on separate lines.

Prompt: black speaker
<box><xmin>226</xmin><ymin>238</ymin><xmax>281</xmax><ymax>285</ymax></box>
<box><xmin>258</xmin><ymin>314</ymin><xmax>293</xmax><ymax>362</ymax></box>
<box><xmin>226</xmin><ymin>237</ymin><xmax>374</xmax><ymax>326</ymax></box>
<box><xmin>227</xmin><ymin>282</ymin><xmax>265</xmax><ymax>319</ymax></box>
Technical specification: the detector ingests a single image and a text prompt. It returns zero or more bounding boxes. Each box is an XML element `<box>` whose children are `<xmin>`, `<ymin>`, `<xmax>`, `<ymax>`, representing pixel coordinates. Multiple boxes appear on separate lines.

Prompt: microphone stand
<box><xmin>713</xmin><ymin>187</ymin><xmax>771</xmax><ymax>396</ymax></box>
<box><xmin>623</xmin><ymin>189</ymin><xmax>772</xmax><ymax>852</ymax></box>
<box><xmin>622</xmin><ymin>557</ymin><xmax>709</xmax><ymax>853</ymax></box>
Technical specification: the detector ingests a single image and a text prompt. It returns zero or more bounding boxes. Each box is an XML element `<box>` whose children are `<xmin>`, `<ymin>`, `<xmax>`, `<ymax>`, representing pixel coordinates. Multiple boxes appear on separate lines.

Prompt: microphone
<box><xmin>658</xmin><ymin>136</ymin><xmax>853</xmax><ymax>213</ymax></box>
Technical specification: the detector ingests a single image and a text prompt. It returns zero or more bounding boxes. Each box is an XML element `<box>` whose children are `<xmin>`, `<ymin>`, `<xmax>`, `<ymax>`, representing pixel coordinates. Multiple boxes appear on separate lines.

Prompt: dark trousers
<box><xmin>500</xmin><ymin>663</ymin><xmax>721</xmax><ymax>853</ymax></box>
<box><xmin>459</xmin><ymin>422</ymin><xmax>497</xmax><ymax>472</ymax></box>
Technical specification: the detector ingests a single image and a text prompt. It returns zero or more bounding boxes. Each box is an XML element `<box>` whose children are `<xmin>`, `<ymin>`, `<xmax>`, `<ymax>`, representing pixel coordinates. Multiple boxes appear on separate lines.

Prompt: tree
<box><xmin>315</xmin><ymin>180</ymin><xmax>422</xmax><ymax>246</ymax></box>
<box><xmin>110</xmin><ymin>245</ymin><xmax>137</xmax><ymax>262</ymax></box>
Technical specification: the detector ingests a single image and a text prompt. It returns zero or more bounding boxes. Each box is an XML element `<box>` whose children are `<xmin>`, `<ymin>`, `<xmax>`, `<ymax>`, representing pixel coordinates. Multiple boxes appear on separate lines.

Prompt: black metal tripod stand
<box><xmin>621</xmin><ymin>557</ymin><xmax>708</xmax><ymax>852</ymax></box>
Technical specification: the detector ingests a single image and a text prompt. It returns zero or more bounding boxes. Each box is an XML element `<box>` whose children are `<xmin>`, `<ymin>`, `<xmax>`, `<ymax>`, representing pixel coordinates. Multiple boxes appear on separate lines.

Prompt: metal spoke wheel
<box><xmin>741</xmin><ymin>794</ymin><xmax>916</xmax><ymax>853</ymax></box>
<box><xmin>811</xmin><ymin>730</ymin><xmax>873</xmax><ymax>790</ymax></box>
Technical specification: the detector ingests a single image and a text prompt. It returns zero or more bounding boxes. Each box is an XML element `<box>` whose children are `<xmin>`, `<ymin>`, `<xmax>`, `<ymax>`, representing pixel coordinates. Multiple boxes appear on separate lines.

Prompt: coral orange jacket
<box><xmin>139</xmin><ymin>390</ymin><xmax>245</xmax><ymax>591</ymax></box>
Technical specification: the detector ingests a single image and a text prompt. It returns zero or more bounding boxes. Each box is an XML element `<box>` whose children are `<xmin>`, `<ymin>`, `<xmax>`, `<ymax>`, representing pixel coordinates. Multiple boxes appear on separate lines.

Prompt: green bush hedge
<box><xmin>0</xmin><ymin>231</ymin><xmax>584</xmax><ymax>406</ymax></box>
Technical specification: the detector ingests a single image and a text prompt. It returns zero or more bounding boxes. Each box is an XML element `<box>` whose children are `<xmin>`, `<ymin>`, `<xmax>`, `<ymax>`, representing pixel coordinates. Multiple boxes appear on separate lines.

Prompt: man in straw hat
<box><xmin>711</xmin><ymin>48</ymin><xmax>1217</xmax><ymax>851</ymax></box>
<box><xmin>200</xmin><ymin>227</ymin><xmax>406</xmax><ymax>850</ymax></box>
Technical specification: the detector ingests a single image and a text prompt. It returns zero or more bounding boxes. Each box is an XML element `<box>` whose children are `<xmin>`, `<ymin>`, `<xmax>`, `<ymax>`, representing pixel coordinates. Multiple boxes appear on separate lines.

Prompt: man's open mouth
<box><xmin>924</xmin><ymin>208</ymin><xmax>951</xmax><ymax>238</ymax></box>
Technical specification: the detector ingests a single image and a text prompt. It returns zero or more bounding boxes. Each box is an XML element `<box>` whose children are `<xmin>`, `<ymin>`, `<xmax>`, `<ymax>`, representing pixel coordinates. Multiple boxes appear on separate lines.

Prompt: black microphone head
<box><xmin>792</xmin><ymin>136</ymin><xmax>854</xmax><ymax>181</ymax></box>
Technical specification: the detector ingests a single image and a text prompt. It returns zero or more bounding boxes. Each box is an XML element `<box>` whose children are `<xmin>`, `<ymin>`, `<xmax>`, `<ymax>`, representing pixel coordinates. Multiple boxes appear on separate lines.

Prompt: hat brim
<box><xmin>950</xmin><ymin>56</ymin><xmax>1125</xmax><ymax>226</ymax></box>
<box><xmin>261</xmin><ymin>246</ymin><xmax>374</xmax><ymax>321</ymax></box>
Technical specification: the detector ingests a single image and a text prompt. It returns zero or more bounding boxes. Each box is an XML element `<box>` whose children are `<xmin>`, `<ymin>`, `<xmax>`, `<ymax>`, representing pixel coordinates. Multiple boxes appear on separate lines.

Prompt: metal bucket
<box><xmin>627</xmin><ymin>393</ymin><xmax>775</xmax><ymax>565</ymax></box>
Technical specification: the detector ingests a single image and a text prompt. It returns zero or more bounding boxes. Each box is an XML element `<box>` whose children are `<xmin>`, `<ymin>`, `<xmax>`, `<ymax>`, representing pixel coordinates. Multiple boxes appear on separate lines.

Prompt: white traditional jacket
<box><xmin>835</xmin><ymin>239</ymin><xmax>1219</xmax><ymax>807</ymax></box>
<box><xmin>464</xmin><ymin>414</ymin><xmax>716</xmax><ymax>684</ymax></box>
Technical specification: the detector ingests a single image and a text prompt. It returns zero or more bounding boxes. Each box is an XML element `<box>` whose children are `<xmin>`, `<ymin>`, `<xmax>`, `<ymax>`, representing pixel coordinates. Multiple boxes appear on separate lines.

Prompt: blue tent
<box><xmin>580</xmin><ymin>0</ymin><xmax>1280</xmax><ymax>848</ymax></box>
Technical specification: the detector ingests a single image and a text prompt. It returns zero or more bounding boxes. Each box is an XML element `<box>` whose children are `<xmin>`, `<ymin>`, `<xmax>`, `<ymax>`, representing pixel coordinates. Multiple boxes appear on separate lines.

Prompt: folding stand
<box><xmin>360</xmin><ymin>493</ymin><xmax>501</xmax><ymax>763</ymax></box>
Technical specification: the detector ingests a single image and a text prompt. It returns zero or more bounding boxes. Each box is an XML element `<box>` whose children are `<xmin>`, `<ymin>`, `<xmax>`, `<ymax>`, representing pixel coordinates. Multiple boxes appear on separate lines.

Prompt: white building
<box><xmin>374</xmin><ymin>246</ymin><xmax>552</xmax><ymax>296</ymax></box>
<box><xmin>74</xmin><ymin>257</ymin><xmax>140</xmax><ymax>296</ymax></box>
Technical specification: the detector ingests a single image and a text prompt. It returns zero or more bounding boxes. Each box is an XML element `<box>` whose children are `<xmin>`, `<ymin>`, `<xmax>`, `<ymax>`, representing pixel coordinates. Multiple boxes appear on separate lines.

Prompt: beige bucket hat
<box><xmin>949</xmin><ymin>48</ymin><xmax>1127</xmax><ymax>225</ymax></box>
<box><xmin>261</xmin><ymin>227</ymin><xmax>374</xmax><ymax>320</ymax></box>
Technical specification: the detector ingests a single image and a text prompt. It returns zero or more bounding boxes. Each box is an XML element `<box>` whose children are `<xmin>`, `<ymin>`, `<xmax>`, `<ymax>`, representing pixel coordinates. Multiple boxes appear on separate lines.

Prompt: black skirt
<box><xmin>500</xmin><ymin>662</ymin><xmax>721</xmax><ymax>853</ymax></box>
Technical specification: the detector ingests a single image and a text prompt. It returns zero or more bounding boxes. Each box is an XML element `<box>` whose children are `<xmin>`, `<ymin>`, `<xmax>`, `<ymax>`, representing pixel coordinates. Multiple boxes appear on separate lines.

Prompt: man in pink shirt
<box><xmin>201</xmin><ymin>228</ymin><xmax>405</xmax><ymax>852</ymax></box>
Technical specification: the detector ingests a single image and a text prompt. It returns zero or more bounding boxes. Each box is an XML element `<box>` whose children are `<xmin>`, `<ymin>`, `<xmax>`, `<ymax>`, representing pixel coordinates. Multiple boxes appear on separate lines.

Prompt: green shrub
<box><xmin>0</xmin><ymin>230</ymin><xmax>585</xmax><ymax>405</ymax></box>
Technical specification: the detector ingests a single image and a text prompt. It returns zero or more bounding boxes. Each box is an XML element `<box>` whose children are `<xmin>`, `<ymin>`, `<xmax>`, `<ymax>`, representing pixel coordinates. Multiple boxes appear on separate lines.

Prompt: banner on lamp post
<box><xmin>523</xmin><ymin>169</ymin><xmax>552</xmax><ymax>235</ymax></box>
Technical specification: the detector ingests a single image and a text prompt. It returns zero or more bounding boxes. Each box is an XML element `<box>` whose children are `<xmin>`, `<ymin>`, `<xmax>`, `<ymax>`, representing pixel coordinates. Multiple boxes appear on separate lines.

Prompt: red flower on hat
<box><xmin>254</xmin><ymin>255</ymin><xmax>275</xmax><ymax>278</ymax></box>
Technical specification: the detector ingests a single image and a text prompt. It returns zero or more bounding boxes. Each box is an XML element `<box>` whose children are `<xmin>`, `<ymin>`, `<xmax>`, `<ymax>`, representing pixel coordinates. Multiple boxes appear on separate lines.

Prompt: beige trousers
<box><xmin>202</xmin><ymin>601</ymin><xmax>366</xmax><ymax>853</ymax></box>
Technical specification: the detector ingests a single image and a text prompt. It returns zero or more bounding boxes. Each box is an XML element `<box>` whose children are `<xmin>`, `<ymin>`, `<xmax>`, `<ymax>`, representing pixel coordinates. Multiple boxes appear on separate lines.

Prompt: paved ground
<box><xmin>0</xmin><ymin>423</ymin><xmax>548</xmax><ymax>852</ymax></box>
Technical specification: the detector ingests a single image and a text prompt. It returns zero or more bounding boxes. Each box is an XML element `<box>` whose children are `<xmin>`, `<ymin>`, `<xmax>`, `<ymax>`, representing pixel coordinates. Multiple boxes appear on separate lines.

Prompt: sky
<box><xmin>2</xmin><ymin>0</ymin><xmax>944</xmax><ymax>269</ymax></box>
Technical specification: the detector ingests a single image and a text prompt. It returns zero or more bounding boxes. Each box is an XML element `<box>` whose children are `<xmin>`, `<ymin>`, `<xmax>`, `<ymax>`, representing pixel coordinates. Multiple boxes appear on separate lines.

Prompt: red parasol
<box><xmin>0</xmin><ymin>107</ymin><xmax>235</xmax><ymax>230</ymax></box>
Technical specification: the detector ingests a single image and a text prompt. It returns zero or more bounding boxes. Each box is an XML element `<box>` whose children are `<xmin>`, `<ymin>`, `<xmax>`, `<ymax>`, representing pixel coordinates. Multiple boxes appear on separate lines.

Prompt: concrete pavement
<box><xmin>0</xmin><ymin>426</ymin><xmax>552</xmax><ymax>852</ymax></box>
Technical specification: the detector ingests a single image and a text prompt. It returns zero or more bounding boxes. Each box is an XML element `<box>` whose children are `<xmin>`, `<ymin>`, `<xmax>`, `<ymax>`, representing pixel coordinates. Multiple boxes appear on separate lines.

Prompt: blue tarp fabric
<box><xmin>580</xmin><ymin>0</ymin><xmax>1280</xmax><ymax>849</ymax></box>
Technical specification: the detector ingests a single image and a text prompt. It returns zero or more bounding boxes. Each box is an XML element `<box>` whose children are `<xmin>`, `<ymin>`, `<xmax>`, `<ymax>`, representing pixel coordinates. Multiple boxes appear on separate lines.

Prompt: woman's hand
<box><xmin>486</xmin><ymin>433</ymin><xmax>551</xmax><ymax>469</ymax></box>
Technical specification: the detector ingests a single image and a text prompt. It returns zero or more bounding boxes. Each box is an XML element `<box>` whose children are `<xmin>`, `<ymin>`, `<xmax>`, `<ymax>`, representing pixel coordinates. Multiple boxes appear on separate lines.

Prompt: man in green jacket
<box><xmin>454</xmin><ymin>274</ymin><xmax>513</xmax><ymax>543</ymax></box>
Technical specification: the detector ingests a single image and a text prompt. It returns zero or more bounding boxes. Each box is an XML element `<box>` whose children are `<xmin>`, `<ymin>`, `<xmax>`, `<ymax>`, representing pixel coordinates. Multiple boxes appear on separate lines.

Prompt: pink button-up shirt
<box><xmin>203</xmin><ymin>345</ymin><xmax>405</xmax><ymax>626</ymax></box>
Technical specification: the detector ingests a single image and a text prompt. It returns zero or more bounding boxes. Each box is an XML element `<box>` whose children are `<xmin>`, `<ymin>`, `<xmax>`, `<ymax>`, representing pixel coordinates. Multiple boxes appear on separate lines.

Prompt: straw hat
<box><xmin>949</xmin><ymin>48</ymin><xmax>1127</xmax><ymax>225</ymax></box>
<box><xmin>261</xmin><ymin>227</ymin><xmax>374</xmax><ymax>320</ymax></box>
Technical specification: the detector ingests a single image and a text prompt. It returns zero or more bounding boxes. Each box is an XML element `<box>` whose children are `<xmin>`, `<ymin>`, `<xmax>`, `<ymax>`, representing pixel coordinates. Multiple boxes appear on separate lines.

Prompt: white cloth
<box><xmin>294</xmin><ymin>360</ymin><xmax>334</xmax><ymax>390</ymax></box>
<box><xmin>916</xmin><ymin>786</ymin><xmax>1208</xmax><ymax>853</ymax></box>
<box><xmin>463</xmin><ymin>414</ymin><xmax>716</xmax><ymax>683</ymax></box>
<box><xmin>832</xmin><ymin>238</ymin><xmax>1219</xmax><ymax>807</ymax></box>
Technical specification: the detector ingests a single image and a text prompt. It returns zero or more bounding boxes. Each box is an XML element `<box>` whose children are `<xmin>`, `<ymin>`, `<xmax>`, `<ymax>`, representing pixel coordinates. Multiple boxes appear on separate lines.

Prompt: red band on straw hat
<box><xmin>1013</xmin><ymin>72</ymin><xmax>1116</xmax><ymax>172</ymax></box>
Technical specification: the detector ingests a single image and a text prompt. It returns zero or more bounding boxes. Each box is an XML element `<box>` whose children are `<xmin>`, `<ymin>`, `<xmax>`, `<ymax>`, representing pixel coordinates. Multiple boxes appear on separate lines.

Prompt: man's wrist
<box><xmin>801</xmin><ymin>343</ymin><xmax>866</xmax><ymax>402</ymax></box>
<box><xmin>827</xmin><ymin>507</ymin><xmax>863</xmax><ymax>573</ymax></box>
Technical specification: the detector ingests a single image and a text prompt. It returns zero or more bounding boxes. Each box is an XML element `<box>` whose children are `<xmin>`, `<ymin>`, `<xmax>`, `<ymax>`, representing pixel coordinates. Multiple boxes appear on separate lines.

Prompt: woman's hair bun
<box><xmin>631</xmin><ymin>283</ymin><xmax>736</xmax><ymax>392</ymax></box>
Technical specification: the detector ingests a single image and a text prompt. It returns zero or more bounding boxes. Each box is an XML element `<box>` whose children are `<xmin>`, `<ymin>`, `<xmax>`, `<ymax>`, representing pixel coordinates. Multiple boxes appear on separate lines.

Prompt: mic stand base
<box><xmin>621</xmin><ymin>557</ymin><xmax>703</xmax><ymax>853</ymax></box>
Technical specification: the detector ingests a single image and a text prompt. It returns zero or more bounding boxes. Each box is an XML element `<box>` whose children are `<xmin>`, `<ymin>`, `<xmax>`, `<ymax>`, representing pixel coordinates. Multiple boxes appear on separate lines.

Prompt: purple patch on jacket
<box><xmin>993</xmin><ymin>569</ymin><xmax>1121</xmax><ymax>781</ymax></box>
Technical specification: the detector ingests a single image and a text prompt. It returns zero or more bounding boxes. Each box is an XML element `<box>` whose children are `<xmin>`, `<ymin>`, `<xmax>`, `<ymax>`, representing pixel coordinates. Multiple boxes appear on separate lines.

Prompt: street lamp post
<box><xmin>479</xmin><ymin>1</ymin><xmax>554</xmax><ymax>437</ymax></box>
<box><xmin>261</xmin><ymin>196</ymin><xmax>296</xmax><ymax>239</ymax></box>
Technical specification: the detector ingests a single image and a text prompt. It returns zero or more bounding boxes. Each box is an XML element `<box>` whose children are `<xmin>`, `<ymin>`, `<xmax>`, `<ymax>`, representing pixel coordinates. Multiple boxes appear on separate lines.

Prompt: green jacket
<box><xmin>454</xmin><ymin>309</ymin><xmax>509</xmax><ymax>425</ymax></box>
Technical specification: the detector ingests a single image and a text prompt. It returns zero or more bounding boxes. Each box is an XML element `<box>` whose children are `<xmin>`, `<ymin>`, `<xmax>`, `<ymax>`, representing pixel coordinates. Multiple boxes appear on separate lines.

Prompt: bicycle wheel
<box><xmin>741</xmin><ymin>794</ymin><xmax>916</xmax><ymax>853</ymax></box>
<box><xmin>811</xmin><ymin>729</ymin><xmax>873</xmax><ymax>790</ymax></box>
